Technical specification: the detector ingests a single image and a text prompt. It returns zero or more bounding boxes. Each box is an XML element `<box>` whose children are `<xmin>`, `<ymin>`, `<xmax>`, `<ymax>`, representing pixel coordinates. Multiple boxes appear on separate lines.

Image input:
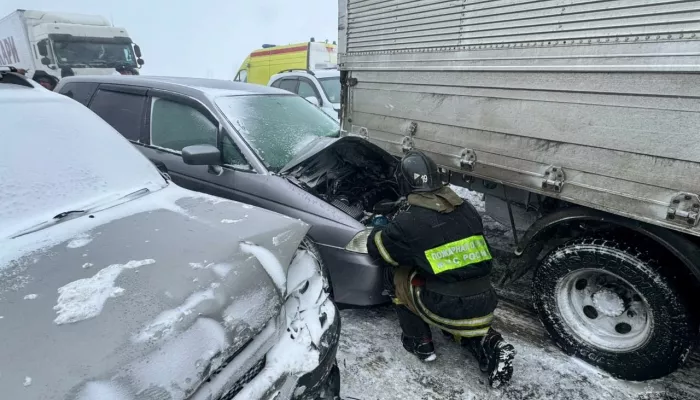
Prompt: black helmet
<box><xmin>396</xmin><ymin>150</ymin><xmax>443</xmax><ymax>196</ymax></box>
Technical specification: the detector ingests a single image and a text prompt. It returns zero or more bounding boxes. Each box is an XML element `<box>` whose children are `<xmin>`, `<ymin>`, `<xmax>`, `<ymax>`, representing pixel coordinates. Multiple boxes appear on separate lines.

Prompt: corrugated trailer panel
<box><xmin>339</xmin><ymin>0</ymin><xmax>700</xmax><ymax>237</ymax></box>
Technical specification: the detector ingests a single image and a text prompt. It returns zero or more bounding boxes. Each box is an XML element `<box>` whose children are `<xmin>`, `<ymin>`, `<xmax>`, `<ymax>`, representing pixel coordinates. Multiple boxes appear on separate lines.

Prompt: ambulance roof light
<box><xmin>262</xmin><ymin>44</ymin><xmax>276</xmax><ymax>49</ymax></box>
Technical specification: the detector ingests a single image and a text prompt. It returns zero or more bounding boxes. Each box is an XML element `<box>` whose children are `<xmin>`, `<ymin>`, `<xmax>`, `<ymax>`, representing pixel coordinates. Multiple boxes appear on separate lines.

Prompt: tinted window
<box><xmin>278</xmin><ymin>79</ymin><xmax>298</xmax><ymax>93</ymax></box>
<box><xmin>297</xmin><ymin>80</ymin><xmax>317</xmax><ymax>99</ymax></box>
<box><xmin>222</xmin><ymin>135</ymin><xmax>252</xmax><ymax>170</ymax></box>
<box><xmin>270</xmin><ymin>79</ymin><xmax>281</xmax><ymax>88</ymax></box>
<box><xmin>318</xmin><ymin>77</ymin><xmax>341</xmax><ymax>103</ymax></box>
<box><xmin>150</xmin><ymin>98</ymin><xmax>217</xmax><ymax>152</ymax></box>
<box><xmin>59</xmin><ymin>82</ymin><xmax>99</xmax><ymax>106</ymax></box>
<box><xmin>89</xmin><ymin>90</ymin><xmax>146</xmax><ymax>141</ymax></box>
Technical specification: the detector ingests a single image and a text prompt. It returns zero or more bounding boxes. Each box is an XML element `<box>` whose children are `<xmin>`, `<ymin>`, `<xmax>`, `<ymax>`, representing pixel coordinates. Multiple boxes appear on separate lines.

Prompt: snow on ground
<box><xmin>337</xmin><ymin>303</ymin><xmax>699</xmax><ymax>400</ymax></box>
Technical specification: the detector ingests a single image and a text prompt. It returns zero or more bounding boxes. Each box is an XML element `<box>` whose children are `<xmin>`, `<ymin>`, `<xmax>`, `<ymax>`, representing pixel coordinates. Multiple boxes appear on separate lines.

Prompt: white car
<box><xmin>268</xmin><ymin>69</ymin><xmax>340</xmax><ymax>120</ymax></box>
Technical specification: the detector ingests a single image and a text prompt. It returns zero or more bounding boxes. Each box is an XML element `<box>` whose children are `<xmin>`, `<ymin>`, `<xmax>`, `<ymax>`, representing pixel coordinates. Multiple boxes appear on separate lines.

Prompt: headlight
<box><xmin>345</xmin><ymin>228</ymin><xmax>373</xmax><ymax>253</ymax></box>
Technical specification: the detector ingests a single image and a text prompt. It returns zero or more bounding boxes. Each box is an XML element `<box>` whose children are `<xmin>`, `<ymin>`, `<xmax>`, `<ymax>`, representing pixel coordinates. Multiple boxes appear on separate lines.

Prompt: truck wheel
<box><xmin>532</xmin><ymin>237</ymin><xmax>697</xmax><ymax>381</ymax></box>
<box><xmin>299</xmin><ymin>236</ymin><xmax>334</xmax><ymax>298</ymax></box>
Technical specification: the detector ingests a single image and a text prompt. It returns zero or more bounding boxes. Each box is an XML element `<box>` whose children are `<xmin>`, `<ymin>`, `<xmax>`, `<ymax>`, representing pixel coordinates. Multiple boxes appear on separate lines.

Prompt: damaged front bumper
<box><xmin>192</xmin><ymin>250</ymin><xmax>341</xmax><ymax>400</ymax></box>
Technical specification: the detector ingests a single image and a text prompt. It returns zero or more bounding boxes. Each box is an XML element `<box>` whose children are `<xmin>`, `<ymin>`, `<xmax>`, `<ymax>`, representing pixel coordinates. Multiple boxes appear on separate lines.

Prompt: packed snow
<box><xmin>23</xmin><ymin>294</ymin><xmax>38</xmax><ymax>300</ymax></box>
<box><xmin>66</xmin><ymin>233</ymin><xmax>93</xmax><ymax>249</ymax></box>
<box><xmin>133</xmin><ymin>285</ymin><xmax>220</xmax><ymax>343</ymax></box>
<box><xmin>240</xmin><ymin>242</ymin><xmax>286</xmax><ymax>294</ymax></box>
<box><xmin>53</xmin><ymin>259</ymin><xmax>155</xmax><ymax>325</ymax></box>
<box><xmin>272</xmin><ymin>230</ymin><xmax>294</xmax><ymax>246</ymax></box>
<box><xmin>82</xmin><ymin>263</ymin><xmax>94</xmax><ymax>269</ymax></box>
<box><xmin>23</xmin><ymin>376</ymin><xmax>32</xmax><ymax>387</ymax></box>
<box><xmin>221</xmin><ymin>218</ymin><xmax>244</xmax><ymax>224</ymax></box>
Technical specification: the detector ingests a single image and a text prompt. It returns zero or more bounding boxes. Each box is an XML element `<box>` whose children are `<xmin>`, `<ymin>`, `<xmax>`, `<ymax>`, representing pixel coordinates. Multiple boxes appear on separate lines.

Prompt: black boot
<box><xmin>401</xmin><ymin>334</ymin><xmax>437</xmax><ymax>362</ymax></box>
<box><xmin>465</xmin><ymin>329</ymin><xmax>516</xmax><ymax>388</ymax></box>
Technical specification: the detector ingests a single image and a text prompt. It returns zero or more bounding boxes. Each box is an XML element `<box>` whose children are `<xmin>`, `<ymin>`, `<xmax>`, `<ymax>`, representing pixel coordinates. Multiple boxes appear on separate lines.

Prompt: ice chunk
<box><xmin>67</xmin><ymin>233</ymin><xmax>93</xmax><ymax>249</ymax></box>
<box><xmin>78</xmin><ymin>381</ymin><xmax>131</xmax><ymax>400</ymax></box>
<box><xmin>220</xmin><ymin>219</ymin><xmax>243</xmax><ymax>224</ymax></box>
<box><xmin>239</xmin><ymin>242</ymin><xmax>286</xmax><ymax>294</ymax></box>
<box><xmin>53</xmin><ymin>259</ymin><xmax>155</xmax><ymax>325</ymax></box>
<box><xmin>23</xmin><ymin>376</ymin><xmax>32</xmax><ymax>387</ymax></box>
<box><xmin>82</xmin><ymin>263</ymin><xmax>93</xmax><ymax>269</ymax></box>
<box><xmin>23</xmin><ymin>294</ymin><xmax>38</xmax><ymax>300</ymax></box>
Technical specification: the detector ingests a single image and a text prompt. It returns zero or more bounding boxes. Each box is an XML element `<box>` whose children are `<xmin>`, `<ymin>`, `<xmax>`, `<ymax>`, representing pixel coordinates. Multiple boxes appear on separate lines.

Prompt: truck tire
<box><xmin>532</xmin><ymin>237</ymin><xmax>697</xmax><ymax>381</ymax></box>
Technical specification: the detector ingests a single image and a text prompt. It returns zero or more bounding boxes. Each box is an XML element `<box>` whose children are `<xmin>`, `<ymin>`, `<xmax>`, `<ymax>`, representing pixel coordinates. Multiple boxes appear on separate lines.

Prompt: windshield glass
<box><xmin>52</xmin><ymin>40</ymin><xmax>136</xmax><ymax>68</ymax></box>
<box><xmin>215</xmin><ymin>95</ymin><xmax>339</xmax><ymax>172</ymax></box>
<box><xmin>0</xmin><ymin>95</ymin><xmax>166</xmax><ymax>238</ymax></box>
<box><xmin>318</xmin><ymin>77</ymin><xmax>340</xmax><ymax>104</ymax></box>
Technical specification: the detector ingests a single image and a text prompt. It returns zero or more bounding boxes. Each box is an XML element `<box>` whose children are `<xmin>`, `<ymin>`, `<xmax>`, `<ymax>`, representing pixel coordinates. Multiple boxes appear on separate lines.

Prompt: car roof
<box><xmin>271</xmin><ymin>69</ymin><xmax>339</xmax><ymax>80</ymax></box>
<box><xmin>0</xmin><ymin>75</ymin><xmax>72</xmax><ymax>103</ymax></box>
<box><xmin>58</xmin><ymin>75</ymin><xmax>291</xmax><ymax>98</ymax></box>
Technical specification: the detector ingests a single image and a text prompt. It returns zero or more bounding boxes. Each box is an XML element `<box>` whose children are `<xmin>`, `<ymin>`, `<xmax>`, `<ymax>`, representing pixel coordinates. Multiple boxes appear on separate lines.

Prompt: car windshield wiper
<box><xmin>53</xmin><ymin>210</ymin><xmax>87</xmax><ymax>220</ymax></box>
<box><xmin>10</xmin><ymin>188</ymin><xmax>151</xmax><ymax>239</ymax></box>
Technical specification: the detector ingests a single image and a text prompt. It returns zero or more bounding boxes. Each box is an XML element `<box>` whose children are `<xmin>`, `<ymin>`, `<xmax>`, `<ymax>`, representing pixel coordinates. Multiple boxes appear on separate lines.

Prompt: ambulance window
<box><xmin>278</xmin><ymin>79</ymin><xmax>298</xmax><ymax>93</ymax></box>
<box><xmin>235</xmin><ymin>70</ymin><xmax>248</xmax><ymax>82</ymax></box>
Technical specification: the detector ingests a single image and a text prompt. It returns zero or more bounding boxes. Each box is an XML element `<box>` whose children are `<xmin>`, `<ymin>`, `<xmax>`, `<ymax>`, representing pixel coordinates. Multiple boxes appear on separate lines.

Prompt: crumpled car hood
<box><xmin>0</xmin><ymin>185</ymin><xmax>308</xmax><ymax>399</ymax></box>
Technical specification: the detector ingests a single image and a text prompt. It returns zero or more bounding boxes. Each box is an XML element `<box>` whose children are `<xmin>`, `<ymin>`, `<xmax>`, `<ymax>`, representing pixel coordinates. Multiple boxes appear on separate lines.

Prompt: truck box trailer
<box><xmin>0</xmin><ymin>9</ymin><xmax>144</xmax><ymax>82</ymax></box>
<box><xmin>338</xmin><ymin>0</ymin><xmax>700</xmax><ymax>381</ymax></box>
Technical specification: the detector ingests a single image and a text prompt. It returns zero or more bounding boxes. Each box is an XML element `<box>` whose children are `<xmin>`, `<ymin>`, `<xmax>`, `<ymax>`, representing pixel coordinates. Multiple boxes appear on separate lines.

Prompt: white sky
<box><xmin>1</xmin><ymin>0</ymin><xmax>338</xmax><ymax>79</ymax></box>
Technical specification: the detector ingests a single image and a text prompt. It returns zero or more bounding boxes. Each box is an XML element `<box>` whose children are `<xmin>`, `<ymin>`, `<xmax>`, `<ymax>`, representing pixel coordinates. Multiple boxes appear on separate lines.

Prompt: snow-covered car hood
<box><xmin>0</xmin><ymin>185</ymin><xmax>309</xmax><ymax>399</ymax></box>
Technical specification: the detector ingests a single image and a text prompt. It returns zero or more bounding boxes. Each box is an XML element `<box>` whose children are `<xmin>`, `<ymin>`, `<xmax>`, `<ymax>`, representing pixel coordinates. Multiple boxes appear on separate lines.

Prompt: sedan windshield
<box><xmin>318</xmin><ymin>77</ymin><xmax>341</xmax><ymax>104</ymax></box>
<box><xmin>52</xmin><ymin>40</ymin><xmax>137</xmax><ymax>68</ymax></box>
<box><xmin>0</xmin><ymin>96</ymin><xmax>166</xmax><ymax>238</ymax></box>
<box><xmin>216</xmin><ymin>95</ymin><xmax>339</xmax><ymax>172</ymax></box>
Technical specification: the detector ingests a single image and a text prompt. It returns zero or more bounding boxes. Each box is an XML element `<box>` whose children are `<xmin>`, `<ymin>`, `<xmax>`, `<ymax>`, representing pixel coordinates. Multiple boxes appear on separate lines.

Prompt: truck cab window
<box><xmin>150</xmin><ymin>98</ymin><xmax>217</xmax><ymax>152</ymax></box>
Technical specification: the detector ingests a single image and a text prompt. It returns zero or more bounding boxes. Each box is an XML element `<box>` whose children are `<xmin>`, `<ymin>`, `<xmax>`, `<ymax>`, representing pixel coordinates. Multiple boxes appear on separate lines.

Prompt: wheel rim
<box><xmin>555</xmin><ymin>268</ymin><xmax>654</xmax><ymax>352</ymax></box>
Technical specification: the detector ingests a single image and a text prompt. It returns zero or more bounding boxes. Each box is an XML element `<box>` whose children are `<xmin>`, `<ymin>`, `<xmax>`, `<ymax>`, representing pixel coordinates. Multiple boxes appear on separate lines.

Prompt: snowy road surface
<box><xmin>336</xmin><ymin>186</ymin><xmax>699</xmax><ymax>400</ymax></box>
<box><xmin>337</xmin><ymin>303</ymin><xmax>699</xmax><ymax>400</ymax></box>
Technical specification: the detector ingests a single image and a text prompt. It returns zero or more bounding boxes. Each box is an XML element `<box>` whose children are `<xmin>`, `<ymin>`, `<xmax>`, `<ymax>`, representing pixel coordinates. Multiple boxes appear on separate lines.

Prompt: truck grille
<box><xmin>218</xmin><ymin>356</ymin><xmax>266</xmax><ymax>400</ymax></box>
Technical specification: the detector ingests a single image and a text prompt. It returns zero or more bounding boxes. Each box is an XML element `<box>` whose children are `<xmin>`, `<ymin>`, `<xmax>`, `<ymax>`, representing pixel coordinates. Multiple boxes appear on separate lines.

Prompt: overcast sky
<box><xmin>1</xmin><ymin>0</ymin><xmax>338</xmax><ymax>78</ymax></box>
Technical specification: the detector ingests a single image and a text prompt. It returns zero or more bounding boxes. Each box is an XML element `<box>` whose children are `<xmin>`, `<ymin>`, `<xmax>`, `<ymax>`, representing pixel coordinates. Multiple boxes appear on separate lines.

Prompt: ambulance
<box><xmin>234</xmin><ymin>39</ymin><xmax>337</xmax><ymax>85</ymax></box>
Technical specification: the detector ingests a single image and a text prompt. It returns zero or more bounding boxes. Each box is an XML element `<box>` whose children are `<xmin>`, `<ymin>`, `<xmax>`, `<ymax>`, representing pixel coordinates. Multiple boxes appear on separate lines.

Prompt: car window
<box><xmin>278</xmin><ymin>79</ymin><xmax>298</xmax><ymax>93</ymax></box>
<box><xmin>59</xmin><ymin>82</ymin><xmax>99</xmax><ymax>106</ymax></box>
<box><xmin>89</xmin><ymin>89</ymin><xmax>146</xmax><ymax>142</ymax></box>
<box><xmin>297</xmin><ymin>80</ymin><xmax>317</xmax><ymax>100</ymax></box>
<box><xmin>318</xmin><ymin>77</ymin><xmax>341</xmax><ymax>104</ymax></box>
<box><xmin>270</xmin><ymin>79</ymin><xmax>281</xmax><ymax>88</ymax></box>
<box><xmin>222</xmin><ymin>135</ymin><xmax>252</xmax><ymax>171</ymax></box>
<box><xmin>150</xmin><ymin>98</ymin><xmax>217</xmax><ymax>152</ymax></box>
<box><xmin>215</xmin><ymin>94</ymin><xmax>339</xmax><ymax>172</ymax></box>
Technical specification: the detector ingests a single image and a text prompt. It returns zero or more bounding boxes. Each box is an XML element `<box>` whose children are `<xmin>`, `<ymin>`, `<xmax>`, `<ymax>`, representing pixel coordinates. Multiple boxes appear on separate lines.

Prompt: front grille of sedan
<box><xmin>218</xmin><ymin>356</ymin><xmax>267</xmax><ymax>400</ymax></box>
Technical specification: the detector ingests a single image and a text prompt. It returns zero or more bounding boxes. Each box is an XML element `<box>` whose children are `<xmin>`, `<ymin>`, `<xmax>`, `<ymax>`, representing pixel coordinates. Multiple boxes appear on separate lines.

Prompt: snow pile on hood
<box><xmin>239</xmin><ymin>242</ymin><xmax>286</xmax><ymax>295</ymax></box>
<box><xmin>232</xmin><ymin>250</ymin><xmax>336</xmax><ymax>399</ymax></box>
<box><xmin>66</xmin><ymin>233</ymin><xmax>93</xmax><ymax>249</ymax></box>
<box><xmin>53</xmin><ymin>259</ymin><xmax>155</xmax><ymax>325</ymax></box>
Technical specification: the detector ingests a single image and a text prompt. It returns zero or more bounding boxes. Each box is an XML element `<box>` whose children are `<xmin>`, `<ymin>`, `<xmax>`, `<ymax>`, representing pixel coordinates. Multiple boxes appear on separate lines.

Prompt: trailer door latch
<box><xmin>459</xmin><ymin>148</ymin><xmax>477</xmax><ymax>171</ymax></box>
<box><xmin>666</xmin><ymin>193</ymin><xmax>700</xmax><ymax>226</ymax></box>
<box><xmin>542</xmin><ymin>165</ymin><xmax>565</xmax><ymax>193</ymax></box>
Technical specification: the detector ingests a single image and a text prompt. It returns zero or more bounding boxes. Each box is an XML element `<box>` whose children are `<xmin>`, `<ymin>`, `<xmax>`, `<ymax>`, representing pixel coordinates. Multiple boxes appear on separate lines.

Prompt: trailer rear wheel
<box><xmin>532</xmin><ymin>237</ymin><xmax>696</xmax><ymax>381</ymax></box>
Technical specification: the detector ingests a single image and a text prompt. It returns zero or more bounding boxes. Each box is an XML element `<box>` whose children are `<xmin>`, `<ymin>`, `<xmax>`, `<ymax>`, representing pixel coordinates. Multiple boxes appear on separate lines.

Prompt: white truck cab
<box><xmin>268</xmin><ymin>69</ymin><xmax>340</xmax><ymax>121</ymax></box>
<box><xmin>0</xmin><ymin>10</ymin><xmax>144</xmax><ymax>82</ymax></box>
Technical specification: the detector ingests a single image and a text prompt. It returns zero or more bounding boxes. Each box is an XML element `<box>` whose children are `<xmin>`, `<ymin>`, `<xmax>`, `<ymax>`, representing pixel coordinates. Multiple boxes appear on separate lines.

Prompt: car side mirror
<box><xmin>37</xmin><ymin>40</ymin><xmax>48</xmax><ymax>57</ymax></box>
<box><xmin>137</xmin><ymin>58</ymin><xmax>145</xmax><ymax>66</ymax></box>
<box><xmin>134</xmin><ymin>44</ymin><xmax>142</xmax><ymax>58</ymax></box>
<box><xmin>182</xmin><ymin>144</ymin><xmax>221</xmax><ymax>166</ymax></box>
<box><xmin>305</xmin><ymin>96</ymin><xmax>320</xmax><ymax>107</ymax></box>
